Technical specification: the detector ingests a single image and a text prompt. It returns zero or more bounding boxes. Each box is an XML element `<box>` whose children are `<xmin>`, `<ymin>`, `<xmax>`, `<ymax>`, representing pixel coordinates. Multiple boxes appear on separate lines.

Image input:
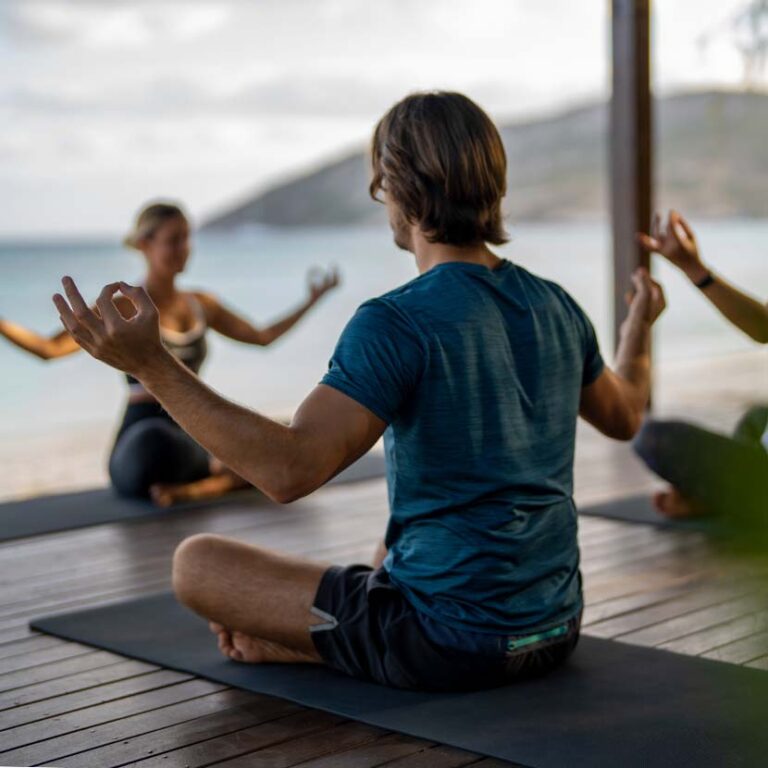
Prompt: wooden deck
<box><xmin>1</xmin><ymin>350</ymin><xmax>766</xmax><ymax>766</ymax></box>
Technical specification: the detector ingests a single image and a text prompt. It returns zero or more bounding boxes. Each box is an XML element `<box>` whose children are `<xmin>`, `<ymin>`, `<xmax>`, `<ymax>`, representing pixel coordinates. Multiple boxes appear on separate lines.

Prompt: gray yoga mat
<box><xmin>578</xmin><ymin>494</ymin><xmax>707</xmax><ymax>529</ymax></box>
<box><xmin>0</xmin><ymin>451</ymin><xmax>386</xmax><ymax>542</ymax></box>
<box><xmin>31</xmin><ymin>592</ymin><xmax>768</xmax><ymax>768</ymax></box>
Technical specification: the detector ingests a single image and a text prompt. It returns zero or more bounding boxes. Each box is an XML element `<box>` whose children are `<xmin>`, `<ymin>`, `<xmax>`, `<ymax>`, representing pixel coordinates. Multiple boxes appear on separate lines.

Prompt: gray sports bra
<box><xmin>126</xmin><ymin>293</ymin><xmax>208</xmax><ymax>391</ymax></box>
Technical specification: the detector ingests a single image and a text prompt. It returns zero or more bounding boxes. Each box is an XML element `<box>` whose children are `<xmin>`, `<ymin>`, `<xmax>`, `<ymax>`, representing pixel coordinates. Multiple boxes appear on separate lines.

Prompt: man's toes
<box><xmin>207</xmin><ymin>621</ymin><xmax>236</xmax><ymax>657</ymax></box>
<box><xmin>231</xmin><ymin>631</ymin><xmax>258</xmax><ymax>662</ymax></box>
<box><xmin>218</xmin><ymin>632</ymin><xmax>235</xmax><ymax>657</ymax></box>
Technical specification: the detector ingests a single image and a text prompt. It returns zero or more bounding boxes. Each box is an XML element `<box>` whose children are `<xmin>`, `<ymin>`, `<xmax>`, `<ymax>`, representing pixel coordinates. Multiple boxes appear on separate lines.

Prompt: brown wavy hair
<box><xmin>369</xmin><ymin>92</ymin><xmax>508</xmax><ymax>246</ymax></box>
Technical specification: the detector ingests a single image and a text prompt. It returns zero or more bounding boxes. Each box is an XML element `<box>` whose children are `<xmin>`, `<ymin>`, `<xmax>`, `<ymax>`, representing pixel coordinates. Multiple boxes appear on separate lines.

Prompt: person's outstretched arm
<box><xmin>579</xmin><ymin>268</ymin><xmax>666</xmax><ymax>440</ymax></box>
<box><xmin>0</xmin><ymin>318</ymin><xmax>80</xmax><ymax>360</ymax></box>
<box><xmin>196</xmin><ymin>266</ymin><xmax>340</xmax><ymax>346</ymax></box>
<box><xmin>52</xmin><ymin>277</ymin><xmax>383</xmax><ymax>504</ymax></box>
<box><xmin>638</xmin><ymin>210</ymin><xmax>768</xmax><ymax>344</ymax></box>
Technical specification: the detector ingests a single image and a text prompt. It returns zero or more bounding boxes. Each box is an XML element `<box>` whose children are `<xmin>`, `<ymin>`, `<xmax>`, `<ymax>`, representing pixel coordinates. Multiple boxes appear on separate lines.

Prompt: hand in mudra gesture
<box><xmin>307</xmin><ymin>266</ymin><xmax>341</xmax><ymax>304</ymax></box>
<box><xmin>53</xmin><ymin>276</ymin><xmax>165</xmax><ymax>378</ymax></box>
<box><xmin>636</xmin><ymin>210</ymin><xmax>707</xmax><ymax>283</ymax></box>
<box><xmin>625</xmin><ymin>267</ymin><xmax>667</xmax><ymax>326</ymax></box>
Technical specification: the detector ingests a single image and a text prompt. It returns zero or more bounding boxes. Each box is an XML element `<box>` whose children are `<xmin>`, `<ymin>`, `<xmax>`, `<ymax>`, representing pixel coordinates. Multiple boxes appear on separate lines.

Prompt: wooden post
<box><xmin>610</xmin><ymin>0</ymin><xmax>652</xmax><ymax>351</ymax></box>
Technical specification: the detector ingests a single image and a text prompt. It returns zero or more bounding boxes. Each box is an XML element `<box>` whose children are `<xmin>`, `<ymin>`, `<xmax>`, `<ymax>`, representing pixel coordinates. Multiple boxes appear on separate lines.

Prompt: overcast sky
<box><xmin>0</xmin><ymin>0</ymin><xmax>758</xmax><ymax>237</ymax></box>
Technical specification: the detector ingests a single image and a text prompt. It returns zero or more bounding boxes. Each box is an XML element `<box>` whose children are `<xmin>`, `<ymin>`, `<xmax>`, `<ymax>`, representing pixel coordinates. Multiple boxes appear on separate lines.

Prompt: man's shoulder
<box><xmin>514</xmin><ymin>266</ymin><xmax>582</xmax><ymax>314</ymax></box>
<box><xmin>357</xmin><ymin>273</ymin><xmax>434</xmax><ymax>319</ymax></box>
<box><xmin>513</xmin><ymin>263</ymin><xmax>566</xmax><ymax>296</ymax></box>
<box><xmin>347</xmin><ymin>283</ymin><xmax>425</xmax><ymax>342</ymax></box>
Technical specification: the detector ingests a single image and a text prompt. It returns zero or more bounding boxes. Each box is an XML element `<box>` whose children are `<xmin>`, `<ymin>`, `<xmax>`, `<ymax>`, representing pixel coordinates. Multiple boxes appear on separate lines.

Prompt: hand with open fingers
<box><xmin>307</xmin><ymin>266</ymin><xmax>341</xmax><ymax>304</ymax></box>
<box><xmin>626</xmin><ymin>267</ymin><xmax>666</xmax><ymax>325</ymax></box>
<box><xmin>636</xmin><ymin>210</ymin><xmax>707</xmax><ymax>282</ymax></box>
<box><xmin>52</xmin><ymin>277</ymin><xmax>167</xmax><ymax>378</ymax></box>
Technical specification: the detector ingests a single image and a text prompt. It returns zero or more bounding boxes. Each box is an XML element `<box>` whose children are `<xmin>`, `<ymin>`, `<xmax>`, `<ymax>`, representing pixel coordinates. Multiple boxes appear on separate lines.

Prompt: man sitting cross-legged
<box><xmin>53</xmin><ymin>91</ymin><xmax>666</xmax><ymax>691</ymax></box>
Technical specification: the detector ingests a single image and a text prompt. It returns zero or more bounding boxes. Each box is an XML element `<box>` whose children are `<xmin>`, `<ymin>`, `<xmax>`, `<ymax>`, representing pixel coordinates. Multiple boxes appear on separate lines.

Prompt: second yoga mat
<box><xmin>578</xmin><ymin>493</ymin><xmax>706</xmax><ymax>529</ymax></box>
<box><xmin>0</xmin><ymin>450</ymin><xmax>387</xmax><ymax>542</ymax></box>
<box><xmin>32</xmin><ymin>592</ymin><xmax>768</xmax><ymax>768</ymax></box>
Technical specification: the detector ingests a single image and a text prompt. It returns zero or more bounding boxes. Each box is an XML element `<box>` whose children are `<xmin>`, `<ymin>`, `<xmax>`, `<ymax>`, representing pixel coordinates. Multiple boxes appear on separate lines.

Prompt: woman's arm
<box><xmin>638</xmin><ymin>210</ymin><xmax>768</xmax><ymax>344</ymax></box>
<box><xmin>196</xmin><ymin>266</ymin><xmax>340</xmax><ymax>346</ymax></box>
<box><xmin>0</xmin><ymin>318</ymin><xmax>80</xmax><ymax>360</ymax></box>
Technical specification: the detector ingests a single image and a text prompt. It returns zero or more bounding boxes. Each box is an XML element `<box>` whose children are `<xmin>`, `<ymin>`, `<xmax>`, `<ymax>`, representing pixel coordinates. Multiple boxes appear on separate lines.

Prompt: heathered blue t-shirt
<box><xmin>321</xmin><ymin>259</ymin><xmax>604</xmax><ymax>635</ymax></box>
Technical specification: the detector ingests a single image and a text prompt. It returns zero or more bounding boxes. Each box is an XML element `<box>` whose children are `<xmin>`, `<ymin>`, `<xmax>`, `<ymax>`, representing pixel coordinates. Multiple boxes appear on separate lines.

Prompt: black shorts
<box><xmin>310</xmin><ymin>564</ymin><xmax>581</xmax><ymax>692</ymax></box>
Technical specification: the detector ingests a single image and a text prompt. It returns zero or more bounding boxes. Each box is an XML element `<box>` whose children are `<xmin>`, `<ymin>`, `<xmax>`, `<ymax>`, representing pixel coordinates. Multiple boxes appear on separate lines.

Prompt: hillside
<box><xmin>203</xmin><ymin>90</ymin><xmax>768</xmax><ymax>229</ymax></box>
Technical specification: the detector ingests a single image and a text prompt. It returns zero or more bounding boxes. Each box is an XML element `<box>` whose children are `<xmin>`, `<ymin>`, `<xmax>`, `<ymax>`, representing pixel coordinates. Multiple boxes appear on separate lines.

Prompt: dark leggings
<box><xmin>633</xmin><ymin>406</ymin><xmax>768</xmax><ymax>525</ymax></box>
<box><xmin>109</xmin><ymin>402</ymin><xmax>211</xmax><ymax>499</ymax></box>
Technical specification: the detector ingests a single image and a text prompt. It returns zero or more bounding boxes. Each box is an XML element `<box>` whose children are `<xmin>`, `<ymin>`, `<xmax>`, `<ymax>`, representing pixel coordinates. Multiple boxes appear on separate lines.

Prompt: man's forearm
<box><xmin>138</xmin><ymin>351</ymin><xmax>300</xmax><ymax>500</ymax></box>
<box><xmin>614</xmin><ymin>310</ymin><xmax>652</xmax><ymax>411</ymax></box>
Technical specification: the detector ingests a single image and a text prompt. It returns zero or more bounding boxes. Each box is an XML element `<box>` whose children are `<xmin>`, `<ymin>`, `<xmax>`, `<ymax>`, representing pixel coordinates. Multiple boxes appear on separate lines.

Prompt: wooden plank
<box><xmin>701</xmin><ymin>630</ymin><xmax>768</xmax><ymax>664</ymax></box>
<box><xmin>616</xmin><ymin>592</ymin><xmax>764</xmax><ymax>646</ymax></box>
<box><xmin>0</xmin><ymin>678</ymin><xmax>229</xmax><ymax>753</ymax></box>
<box><xmin>0</xmin><ymin>659</ymin><xmax>158</xmax><ymax>710</ymax></box>
<box><xmin>0</xmin><ymin>641</ymin><xmax>96</xmax><ymax>676</ymax></box>
<box><xmin>362</xmin><ymin>744</ymin><xmax>482</xmax><ymax>768</ymax></box>
<box><xmin>0</xmin><ymin>626</ymin><xmax>36</xmax><ymax>645</ymax></box>
<box><xmin>281</xmin><ymin>733</ymin><xmax>432</xmax><ymax>768</ymax></box>
<box><xmin>0</xmin><ymin>688</ymin><xmax>253</xmax><ymax>765</ymax></box>
<box><xmin>0</xmin><ymin>634</ymin><xmax>61</xmax><ymax>660</ymax></box>
<box><xmin>582</xmin><ymin>579</ymin><xmax>701</xmax><ymax>626</ymax></box>
<box><xmin>120</xmin><ymin>714</ymin><xmax>366</xmax><ymax>768</ymax></box>
<box><xmin>659</xmin><ymin>612</ymin><xmax>768</xmax><ymax>656</ymax></box>
<box><xmin>0</xmin><ymin>668</ymin><xmax>190</xmax><ymax>730</ymax></box>
<box><xmin>52</xmin><ymin>698</ymin><xmax>307</xmax><ymax>768</ymax></box>
<box><xmin>586</xmin><ymin>584</ymin><xmax>757</xmax><ymax>639</ymax></box>
<box><xmin>0</xmin><ymin>650</ymin><xmax>127</xmax><ymax>694</ymax></box>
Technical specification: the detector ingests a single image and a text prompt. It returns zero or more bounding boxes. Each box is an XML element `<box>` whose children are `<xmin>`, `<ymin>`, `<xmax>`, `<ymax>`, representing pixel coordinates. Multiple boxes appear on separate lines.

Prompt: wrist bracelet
<box><xmin>694</xmin><ymin>270</ymin><xmax>715</xmax><ymax>290</ymax></box>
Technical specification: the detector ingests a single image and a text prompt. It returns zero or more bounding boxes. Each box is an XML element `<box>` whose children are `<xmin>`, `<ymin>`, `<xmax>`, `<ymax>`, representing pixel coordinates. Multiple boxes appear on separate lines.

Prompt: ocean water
<box><xmin>0</xmin><ymin>220</ymin><xmax>766</xmax><ymax>442</ymax></box>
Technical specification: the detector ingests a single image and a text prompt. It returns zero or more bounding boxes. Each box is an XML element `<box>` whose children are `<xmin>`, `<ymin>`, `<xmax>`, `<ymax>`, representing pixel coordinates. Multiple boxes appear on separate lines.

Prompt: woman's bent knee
<box><xmin>110</xmin><ymin>419</ymin><xmax>209</xmax><ymax>498</ymax></box>
<box><xmin>632</xmin><ymin>419</ymin><xmax>664</xmax><ymax>466</ymax></box>
<box><xmin>109</xmin><ymin>420</ymin><xmax>179</xmax><ymax>498</ymax></box>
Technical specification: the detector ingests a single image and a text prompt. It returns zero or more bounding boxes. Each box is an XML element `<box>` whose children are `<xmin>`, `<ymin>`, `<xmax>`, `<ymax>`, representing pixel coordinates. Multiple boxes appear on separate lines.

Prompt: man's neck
<box><xmin>412</xmin><ymin>235</ymin><xmax>501</xmax><ymax>275</ymax></box>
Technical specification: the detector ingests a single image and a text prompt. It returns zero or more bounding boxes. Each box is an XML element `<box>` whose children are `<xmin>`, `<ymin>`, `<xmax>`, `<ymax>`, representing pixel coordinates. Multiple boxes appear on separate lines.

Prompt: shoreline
<box><xmin>1</xmin><ymin>348</ymin><xmax>763</xmax><ymax>504</ymax></box>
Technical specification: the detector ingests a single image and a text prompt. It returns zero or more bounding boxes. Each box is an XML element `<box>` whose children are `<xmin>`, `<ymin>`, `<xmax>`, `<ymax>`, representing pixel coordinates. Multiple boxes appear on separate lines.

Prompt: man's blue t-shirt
<box><xmin>321</xmin><ymin>259</ymin><xmax>604</xmax><ymax>635</ymax></box>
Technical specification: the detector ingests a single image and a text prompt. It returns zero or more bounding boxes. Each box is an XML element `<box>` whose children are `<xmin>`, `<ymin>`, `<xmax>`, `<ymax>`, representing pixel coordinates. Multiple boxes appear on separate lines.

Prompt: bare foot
<box><xmin>653</xmin><ymin>487</ymin><xmax>702</xmax><ymax>519</ymax></box>
<box><xmin>208</xmin><ymin>621</ymin><xmax>319</xmax><ymax>664</ymax></box>
<box><xmin>150</xmin><ymin>472</ymin><xmax>250</xmax><ymax>508</ymax></box>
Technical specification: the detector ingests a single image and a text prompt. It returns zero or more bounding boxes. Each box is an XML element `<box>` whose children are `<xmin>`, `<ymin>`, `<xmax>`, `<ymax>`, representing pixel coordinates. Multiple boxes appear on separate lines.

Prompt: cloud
<box><xmin>0</xmin><ymin>0</ymin><xmax>756</xmax><ymax>236</ymax></box>
<box><xmin>7</xmin><ymin>0</ymin><xmax>231</xmax><ymax>49</ymax></box>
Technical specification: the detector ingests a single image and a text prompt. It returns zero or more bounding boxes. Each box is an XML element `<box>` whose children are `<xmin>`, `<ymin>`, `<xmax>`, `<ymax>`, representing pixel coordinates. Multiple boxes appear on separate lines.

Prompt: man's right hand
<box><xmin>625</xmin><ymin>267</ymin><xmax>666</xmax><ymax>326</ymax></box>
<box><xmin>636</xmin><ymin>210</ymin><xmax>708</xmax><ymax>284</ymax></box>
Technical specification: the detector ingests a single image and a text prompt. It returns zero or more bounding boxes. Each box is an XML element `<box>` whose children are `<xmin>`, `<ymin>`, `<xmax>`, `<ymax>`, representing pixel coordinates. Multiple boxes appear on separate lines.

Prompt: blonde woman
<box><xmin>0</xmin><ymin>201</ymin><xmax>340</xmax><ymax>506</ymax></box>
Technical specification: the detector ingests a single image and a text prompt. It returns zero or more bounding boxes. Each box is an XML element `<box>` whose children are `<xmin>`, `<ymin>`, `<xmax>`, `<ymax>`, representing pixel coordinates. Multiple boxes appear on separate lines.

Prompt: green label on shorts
<box><xmin>506</xmin><ymin>623</ymin><xmax>569</xmax><ymax>652</ymax></box>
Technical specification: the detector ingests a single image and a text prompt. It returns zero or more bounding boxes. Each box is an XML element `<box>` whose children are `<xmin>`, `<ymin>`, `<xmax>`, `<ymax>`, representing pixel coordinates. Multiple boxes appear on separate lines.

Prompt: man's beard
<box><xmin>390</xmin><ymin>208</ymin><xmax>413</xmax><ymax>252</ymax></box>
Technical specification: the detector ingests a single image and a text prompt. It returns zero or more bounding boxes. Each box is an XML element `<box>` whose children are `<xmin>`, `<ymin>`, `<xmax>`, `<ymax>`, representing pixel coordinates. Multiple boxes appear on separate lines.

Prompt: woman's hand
<box><xmin>636</xmin><ymin>210</ymin><xmax>708</xmax><ymax>284</ymax></box>
<box><xmin>52</xmin><ymin>277</ymin><xmax>168</xmax><ymax>378</ymax></box>
<box><xmin>307</xmin><ymin>266</ymin><xmax>341</xmax><ymax>304</ymax></box>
